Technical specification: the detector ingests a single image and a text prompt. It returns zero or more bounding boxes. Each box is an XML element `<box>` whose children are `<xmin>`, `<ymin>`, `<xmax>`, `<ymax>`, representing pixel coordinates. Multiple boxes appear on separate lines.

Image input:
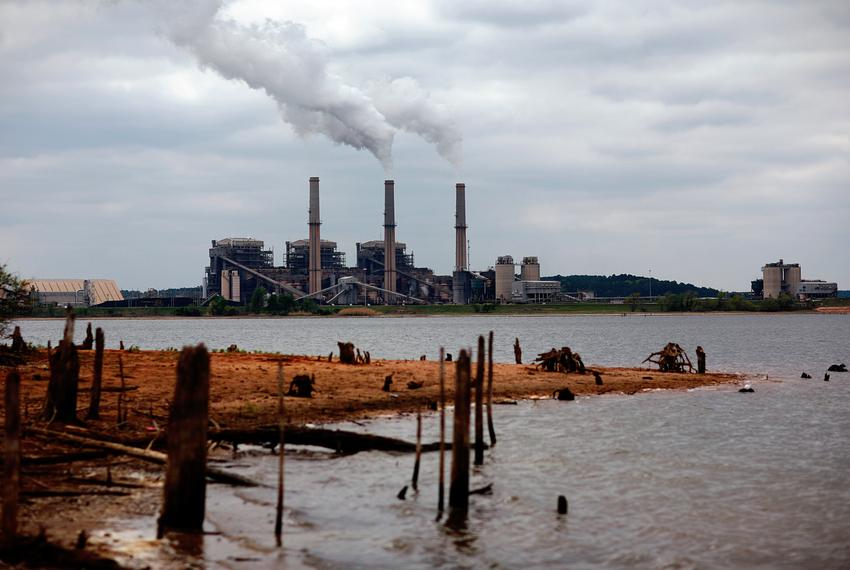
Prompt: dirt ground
<box><xmin>8</xmin><ymin>348</ymin><xmax>740</xmax><ymax>430</ymax></box>
<box><xmin>1</xmin><ymin>348</ymin><xmax>741</xmax><ymax>567</ymax></box>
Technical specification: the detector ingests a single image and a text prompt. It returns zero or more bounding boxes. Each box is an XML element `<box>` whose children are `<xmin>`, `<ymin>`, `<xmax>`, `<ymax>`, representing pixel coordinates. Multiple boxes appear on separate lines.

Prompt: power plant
<box><xmin>202</xmin><ymin>177</ymin><xmax>561</xmax><ymax>306</ymax></box>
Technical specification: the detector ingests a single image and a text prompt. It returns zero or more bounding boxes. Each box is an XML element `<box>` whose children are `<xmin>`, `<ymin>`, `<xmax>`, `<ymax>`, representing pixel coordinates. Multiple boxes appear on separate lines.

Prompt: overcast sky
<box><xmin>2</xmin><ymin>0</ymin><xmax>848</xmax><ymax>291</ymax></box>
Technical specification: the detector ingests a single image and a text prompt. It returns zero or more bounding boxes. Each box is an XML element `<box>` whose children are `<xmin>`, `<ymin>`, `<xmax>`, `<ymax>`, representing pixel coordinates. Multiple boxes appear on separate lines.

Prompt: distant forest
<box><xmin>544</xmin><ymin>274</ymin><xmax>719</xmax><ymax>298</ymax></box>
<box><xmin>121</xmin><ymin>286</ymin><xmax>203</xmax><ymax>299</ymax></box>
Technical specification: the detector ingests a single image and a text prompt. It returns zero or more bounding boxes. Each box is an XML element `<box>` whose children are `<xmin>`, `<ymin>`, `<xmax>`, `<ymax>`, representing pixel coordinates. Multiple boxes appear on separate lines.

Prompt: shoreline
<box><xmin>12</xmin><ymin>309</ymin><xmax>835</xmax><ymax>323</ymax></box>
<box><xmin>3</xmin><ymin>349</ymin><xmax>743</xmax><ymax>565</ymax></box>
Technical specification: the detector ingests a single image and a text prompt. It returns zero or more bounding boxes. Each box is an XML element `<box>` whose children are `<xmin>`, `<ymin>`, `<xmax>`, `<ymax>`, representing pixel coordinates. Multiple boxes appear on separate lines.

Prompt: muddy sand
<box><xmin>1</xmin><ymin>349</ymin><xmax>741</xmax><ymax>566</ymax></box>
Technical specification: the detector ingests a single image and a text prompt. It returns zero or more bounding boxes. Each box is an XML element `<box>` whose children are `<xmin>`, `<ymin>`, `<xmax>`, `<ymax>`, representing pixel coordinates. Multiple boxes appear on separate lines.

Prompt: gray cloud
<box><xmin>1</xmin><ymin>0</ymin><xmax>848</xmax><ymax>291</ymax></box>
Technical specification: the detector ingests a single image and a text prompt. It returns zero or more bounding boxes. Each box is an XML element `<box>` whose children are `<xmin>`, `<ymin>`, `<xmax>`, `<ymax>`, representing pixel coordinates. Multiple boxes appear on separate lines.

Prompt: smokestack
<box><xmin>308</xmin><ymin>176</ymin><xmax>321</xmax><ymax>294</ymax></box>
<box><xmin>455</xmin><ymin>183</ymin><xmax>468</xmax><ymax>272</ymax></box>
<box><xmin>383</xmin><ymin>179</ymin><xmax>397</xmax><ymax>302</ymax></box>
<box><xmin>452</xmin><ymin>182</ymin><xmax>469</xmax><ymax>304</ymax></box>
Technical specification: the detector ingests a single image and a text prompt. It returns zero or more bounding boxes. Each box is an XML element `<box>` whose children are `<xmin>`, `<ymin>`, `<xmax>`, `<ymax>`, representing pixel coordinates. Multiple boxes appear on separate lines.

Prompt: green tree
<box><xmin>208</xmin><ymin>295</ymin><xmax>228</xmax><ymax>316</ymax></box>
<box><xmin>626</xmin><ymin>292</ymin><xmax>641</xmax><ymax>312</ymax></box>
<box><xmin>249</xmin><ymin>286</ymin><xmax>268</xmax><ymax>313</ymax></box>
<box><xmin>0</xmin><ymin>264</ymin><xmax>31</xmax><ymax>336</ymax></box>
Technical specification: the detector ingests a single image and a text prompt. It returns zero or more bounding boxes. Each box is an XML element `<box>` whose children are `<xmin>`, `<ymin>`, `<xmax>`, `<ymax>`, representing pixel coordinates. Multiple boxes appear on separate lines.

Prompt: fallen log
<box><xmin>208</xmin><ymin>426</ymin><xmax>460</xmax><ymax>455</ymax></box>
<box><xmin>24</xmin><ymin>427</ymin><xmax>259</xmax><ymax>488</ymax></box>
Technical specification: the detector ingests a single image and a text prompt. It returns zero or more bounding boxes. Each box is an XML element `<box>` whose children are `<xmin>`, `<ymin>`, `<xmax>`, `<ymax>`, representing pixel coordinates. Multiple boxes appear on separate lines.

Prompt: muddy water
<box><xmin>14</xmin><ymin>314</ymin><xmax>850</xmax><ymax>568</ymax></box>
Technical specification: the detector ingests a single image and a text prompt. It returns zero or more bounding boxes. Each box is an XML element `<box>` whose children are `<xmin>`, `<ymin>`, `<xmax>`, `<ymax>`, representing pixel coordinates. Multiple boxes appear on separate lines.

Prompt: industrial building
<box><xmin>199</xmin><ymin>175</ymin><xmax>570</xmax><ymax>306</ymax></box>
<box><xmin>758</xmin><ymin>259</ymin><xmax>837</xmax><ymax>299</ymax></box>
<box><xmin>28</xmin><ymin>279</ymin><xmax>124</xmax><ymax>307</ymax></box>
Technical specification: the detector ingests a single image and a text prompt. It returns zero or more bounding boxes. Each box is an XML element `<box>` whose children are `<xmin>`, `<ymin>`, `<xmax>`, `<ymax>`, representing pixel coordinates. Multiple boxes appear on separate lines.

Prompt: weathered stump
<box><xmin>487</xmin><ymin>331</ymin><xmax>497</xmax><ymax>446</ymax></box>
<box><xmin>86</xmin><ymin>328</ymin><xmax>105</xmax><ymax>420</ymax></box>
<box><xmin>474</xmin><ymin>336</ymin><xmax>485</xmax><ymax>466</ymax></box>
<box><xmin>3</xmin><ymin>369</ymin><xmax>21</xmax><ymax>544</ymax></box>
<box><xmin>338</xmin><ymin>342</ymin><xmax>356</xmax><ymax>364</ymax></box>
<box><xmin>449</xmin><ymin>350</ymin><xmax>472</xmax><ymax>514</ymax></box>
<box><xmin>10</xmin><ymin>327</ymin><xmax>25</xmax><ymax>353</ymax></box>
<box><xmin>159</xmin><ymin>345</ymin><xmax>210</xmax><ymax>535</ymax></box>
<box><xmin>80</xmin><ymin>323</ymin><xmax>94</xmax><ymax>350</ymax></box>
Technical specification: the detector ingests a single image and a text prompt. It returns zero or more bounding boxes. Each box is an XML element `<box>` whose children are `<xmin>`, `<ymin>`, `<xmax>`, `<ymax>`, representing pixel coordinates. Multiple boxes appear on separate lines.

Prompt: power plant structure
<box><xmin>754</xmin><ymin>259</ymin><xmax>837</xmax><ymax>300</ymax></box>
<box><xmin>201</xmin><ymin>176</ymin><xmax>565</xmax><ymax>306</ymax></box>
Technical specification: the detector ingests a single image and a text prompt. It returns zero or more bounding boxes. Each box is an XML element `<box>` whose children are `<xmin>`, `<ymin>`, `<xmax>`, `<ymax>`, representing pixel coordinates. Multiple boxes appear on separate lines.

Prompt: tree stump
<box><xmin>159</xmin><ymin>345</ymin><xmax>210</xmax><ymax>535</ymax></box>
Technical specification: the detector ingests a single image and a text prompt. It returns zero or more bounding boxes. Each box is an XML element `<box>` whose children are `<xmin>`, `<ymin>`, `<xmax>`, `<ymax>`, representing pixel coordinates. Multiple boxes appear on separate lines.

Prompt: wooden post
<box><xmin>117</xmin><ymin>354</ymin><xmax>126</xmax><ymax>426</ymax></box>
<box><xmin>449</xmin><ymin>350</ymin><xmax>471</xmax><ymax>513</ymax></box>
<box><xmin>696</xmin><ymin>346</ymin><xmax>706</xmax><ymax>374</ymax></box>
<box><xmin>437</xmin><ymin>347</ymin><xmax>446</xmax><ymax>518</ymax></box>
<box><xmin>159</xmin><ymin>344</ymin><xmax>210</xmax><ymax>535</ymax></box>
<box><xmin>2</xmin><ymin>369</ymin><xmax>21</xmax><ymax>545</ymax></box>
<box><xmin>87</xmin><ymin>328</ymin><xmax>104</xmax><ymax>420</ymax></box>
<box><xmin>487</xmin><ymin>331</ymin><xmax>497</xmax><ymax>447</ymax></box>
<box><xmin>411</xmin><ymin>409</ymin><xmax>422</xmax><ymax>491</ymax></box>
<box><xmin>474</xmin><ymin>336</ymin><xmax>485</xmax><ymax>466</ymax></box>
<box><xmin>274</xmin><ymin>363</ymin><xmax>285</xmax><ymax>544</ymax></box>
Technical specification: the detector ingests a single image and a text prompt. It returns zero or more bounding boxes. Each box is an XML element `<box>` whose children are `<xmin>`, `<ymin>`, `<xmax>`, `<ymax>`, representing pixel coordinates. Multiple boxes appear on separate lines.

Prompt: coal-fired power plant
<box><xmin>202</xmin><ymin>176</ymin><xmax>562</xmax><ymax>306</ymax></box>
<box><xmin>383</xmin><ymin>179</ymin><xmax>397</xmax><ymax>300</ymax></box>
<box><xmin>308</xmin><ymin>176</ymin><xmax>322</xmax><ymax>295</ymax></box>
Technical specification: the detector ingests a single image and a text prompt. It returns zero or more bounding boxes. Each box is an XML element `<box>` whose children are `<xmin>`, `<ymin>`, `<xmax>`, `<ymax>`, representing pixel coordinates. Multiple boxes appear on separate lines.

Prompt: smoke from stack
<box><xmin>383</xmin><ymin>180</ymin><xmax>397</xmax><ymax>300</ymax></box>
<box><xmin>153</xmin><ymin>1</ymin><xmax>461</xmax><ymax>171</ymax></box>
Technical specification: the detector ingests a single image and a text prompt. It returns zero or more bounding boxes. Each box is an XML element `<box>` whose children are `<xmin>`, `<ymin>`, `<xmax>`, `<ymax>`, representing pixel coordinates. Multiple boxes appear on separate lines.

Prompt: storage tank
<box><xmin>520</xmin><ymin>256</ymin><xmax>540</xmax><ymax>281</ymax></box>
<box><xmin>495</xmin><ymin>255</ymin><xmax>515</xmax><ymax>302</ymax></box>
<box><xmin>784</xmin><ymin>265</ymin><xmax>801</xmax><ymax>297</ymax></box>
<box><xmin>762</xmin><ymin>266</ymin><xmax>782</xmax><ymax>299</ymax></box>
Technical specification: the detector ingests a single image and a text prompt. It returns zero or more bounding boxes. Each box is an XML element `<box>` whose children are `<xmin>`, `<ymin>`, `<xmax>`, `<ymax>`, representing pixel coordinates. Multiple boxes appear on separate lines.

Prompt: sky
<box><xmin>1</xmin><ymin>0</ymin><xmax>848</xmax><ymax>291</ymax></box>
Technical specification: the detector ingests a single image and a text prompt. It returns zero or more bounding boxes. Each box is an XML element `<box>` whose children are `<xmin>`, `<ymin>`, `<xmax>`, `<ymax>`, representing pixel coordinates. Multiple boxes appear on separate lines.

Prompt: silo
<box><xmin>520</xmin><ymin>256</ymin><xmax>540</xmax><ymax>281</ymax></box>
<box><xmin>784</xmin><ymin>264</ymin><xmax>801</xmax><ymax>297</ymax></box>
<box><xmin>495</xmin><ymin>255</ymin><xmax>515</xmax><ymax>302</ymax></box>
<box><xmin>762</xmin><ymin>265</ymin><xmax>782</xmax><ymax>299</ymax></box>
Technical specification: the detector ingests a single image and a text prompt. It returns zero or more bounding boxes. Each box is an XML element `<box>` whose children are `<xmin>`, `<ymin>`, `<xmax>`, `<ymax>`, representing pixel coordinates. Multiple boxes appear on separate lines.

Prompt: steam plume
<box><xmin>155</xmin><ymin>1</ymin><xmax>461</xmax><ymax>170</ymax></box>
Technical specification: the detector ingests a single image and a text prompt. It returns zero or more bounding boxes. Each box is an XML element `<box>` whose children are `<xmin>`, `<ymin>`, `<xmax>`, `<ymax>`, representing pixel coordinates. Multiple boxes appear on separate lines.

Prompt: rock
<box><xmin>407</xmin><ymin>381</ymin><xmax>424</xmax><ymax>390</ymax></box>
<box><xmin>827</xmin><ymin>364</ymin><xmax>847</xmax><ymax>372</ymax></box>
<box><xmin>801</xmin><ymin>372</ymin><xmax>811</xmax><ymax>379</ymax></box>
<box><xmin>738</xmin><ymin>383</ymin><xmax>754</xmax><ymax>393</ymax></box>
<box><xmin>824</xmin><ymin>373</ymin><xmax>830</xmax><ymax>382</ymax></box>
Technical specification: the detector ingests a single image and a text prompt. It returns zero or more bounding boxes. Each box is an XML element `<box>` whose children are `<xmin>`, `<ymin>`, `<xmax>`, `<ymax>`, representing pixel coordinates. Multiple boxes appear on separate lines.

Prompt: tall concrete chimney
<box><xmin>455</xmin><ymin>183</ymin><xmax>468</xmax><ymax>272</ymax></box>
<box><xmin>453</xmin><ymin>182</ymin><xmax>469</xmax><ymax>304</ymax></box>
<box><xmin>383</xmin><ymin>179</ymin><xmax>397</xmax><ymax>301</ymax></box>
<box><xmin>308</xmin><ymin>176</ymin><xmax>322</xmax><ymax>294</ymax></box>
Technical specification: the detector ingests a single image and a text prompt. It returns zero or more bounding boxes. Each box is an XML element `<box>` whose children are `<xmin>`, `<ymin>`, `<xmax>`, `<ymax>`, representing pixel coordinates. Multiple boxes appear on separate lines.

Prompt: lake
<box><xmin>13</xmin><ymin>314</ymin><xmax>850</xmax><ymax>568</ymax></box>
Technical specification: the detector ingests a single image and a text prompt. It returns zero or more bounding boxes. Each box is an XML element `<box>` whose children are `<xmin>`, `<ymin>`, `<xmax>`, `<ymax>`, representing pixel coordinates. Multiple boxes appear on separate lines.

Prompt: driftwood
<box><xmin>26</xmin><ymin>427</ymin><xmax>259</xmax><ymax>487</ymax></box>
<box><xmin>534</xmin><ymin>346</ymin><xmax>585</xmax><ymax>374</ymax></box>
<box><xmin>643</xmin><ymin>342</ymin><xmax>694</xmax><ymax>373</ymax></box>
<box><xmin>208</xmin><ymin>426</ymin><xmax>458</xmax><ymax>455</ymax></box>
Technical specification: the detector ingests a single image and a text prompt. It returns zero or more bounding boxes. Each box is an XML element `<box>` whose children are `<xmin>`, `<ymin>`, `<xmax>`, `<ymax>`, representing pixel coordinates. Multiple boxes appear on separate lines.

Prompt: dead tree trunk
<box><xmin>487</xmin><ymin>331</ymin><xmax>497</xmax><ymax>446</ymax></box>
<box><xmin>474</xmin><ymin>336</ymin><xmax>485</xmax><ymax>466</ymax></box>
<box><xmin>86</xmin><ymin>328</ymin><xmax>105</xmax><ymax>420</ymax></box>
<box><xmin>2</xmin><ymin>369</ymin><xmax>21</xmax><ymax>545</ymax></box>
<box><xmin>437</xmin><ymin>347</ymin><xmax>446</xmax><ymax>518</ymax></box>
<box><xmin>159</xmin><ymin>344</ymin><xmax>210</xmax><ymax>535</ymax></box>
<box><xmin>449</xmin><ymin>349</ymin><xmax>471</xmax><ymax>514</ymax></box>
<box><xmin>80</xmin><ymin>323</ymin><xmax>94</xmax><ymax>350</ymax></box>
<box><xmin>42</xmin><ymin>312</ymin><xmax>77</xmax><ymax>422</ymax></box>
<box><xmin>412</xmin><ymin>409</ymin><xmax>422</xmax><ymax>491</ymax></box>
<box><xmin>338</xmin><ymin>342</ymin><xmax>356</xmax><ymax>364</ymax></box>
<box><xmin>274</xmin><ymin>363</ymin><xmax>285</xmax><ymax>544</ymax></box>
<box><xmin>10</xmin><ymin>327</ymin><xmax>25</xmax><ymax>353</ymax></box>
